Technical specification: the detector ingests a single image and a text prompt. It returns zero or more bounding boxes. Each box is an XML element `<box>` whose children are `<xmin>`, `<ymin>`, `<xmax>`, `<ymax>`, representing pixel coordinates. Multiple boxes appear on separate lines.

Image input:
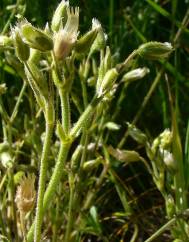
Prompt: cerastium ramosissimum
<box><xmin>0</xmin><ymin>0</ymin><xmax>174</xmax><ymax>241</ymax></box>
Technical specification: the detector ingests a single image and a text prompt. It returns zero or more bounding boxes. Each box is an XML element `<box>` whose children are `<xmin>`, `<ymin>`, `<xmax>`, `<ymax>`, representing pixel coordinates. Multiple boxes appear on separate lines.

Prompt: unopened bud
<box><xmin>79</xmin><ymin>59</ymin><xmax>90</xmax><ymax>80</ymax></box>
<box><xmin>89</xmin><ymin>26</ymin><xmax>107</xmax><ymax>56</ymax></box>
<box><xmin>127</xmin><ymin>123</ymin><xmax>147</xmax><ymax>144</ymax></box>
<box><xmin>83</xmin><ymin>157</ymin><xmax>102</xmax><ymax>171</ymax></box>
<box><xmin>138</xmin><ymin>41</ymin><xmax>173</xmax><ymax>60</ymax></box>
<box><xmin>21</xmin><ymin>21</ymin><xmax>53</xmax><ymax>51</ymax></box>
<box><xmin>104</xmin><ymin>122</ymin><xmax>120</xmax><ymax>131</ymax></box>
<box><xmin>108</xmin><ymin>146</ymin><xmax>141</xmax><ymax>163</ymax></box>
<box><xmin>151</xmin><ymin>129</ymin><xmax>172</xmax><ymax>156</ymax></box>
<box><xmin>122</xmin><ymin>67</ymin><xmax>149</xmax><ymax>83</ymax></box>
<box><xmin>159</xmin><ymin>128</ymin><xmax>172</xmax><ymax>149</ymax></box>
<box><xmin>75</xmin><ymin>19</ymin><xmax>101</xmax><ymax>54</ymax></box>
<box><xmin>103</xmin><ymin>84</ymin><xmax>117</xmax><ymax>101</ymax></box>
<box><xmin>51</xmin><ymin>0</ymin><xmax>69</xmax><ymax>32</ymax></box>
<box><xmin>97</xmin><ymin>68</ymin><xmax>118</xmax><ymax>97</ymax></box>
<box><xmin>12</xmin><ymin>26</ymin><xmax>30</xmax><ymax>61</ymax></box>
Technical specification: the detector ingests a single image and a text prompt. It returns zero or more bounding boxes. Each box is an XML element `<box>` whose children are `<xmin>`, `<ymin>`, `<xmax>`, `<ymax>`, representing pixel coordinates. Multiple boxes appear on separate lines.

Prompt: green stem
<box><xmin>70</xmin><ymin>95</ymin><xmax>100</xmax><ymax>138</ymax></box>
<box><xmin>109</xmin><ymin>0</ymin><xmax>114</xmax><ymax>44</ymax></box>
<box><xmin>59</xmin><ymin>88</ymin><xmax>70</xmax><ymax>135</ymax></box>
<box><xmin>81</xmin><ymin>79</ymin><xmax>88</xmax><ymax>108</ymax></box>
<box><xmin>8</xmin><ymin>168</ymin><xmax>18</xmax><ymax>242</ymax></box>
<box><xmin>130</xmin><ymin>224</ymin><xmax>139</xmax><ymax>242</ymax></box>
<box><xmin>65</xmin><ymin>130</ymin><xmax>90</xmax><ymax>241</ymax></box>
<box><xmin>43</xmin><ymin>142</ymin><xmax>70</xmax><ymax>209</ymax></box>
<box><xmin>64</xmin><ymin>172</ymin><xmax>75</xmax><ymax>242</ymax></box>
<box><xmin>1</xmin><ymin>0</ymin><xmax>21</xmax><ymax>34</ymax></box>
<box><xmin>20</xmin><ymin>211</ymin><xmax>27</xmax><ymax>242</ymax></box>
<box><xmin>10</xmin><ymin>81</ymin><xmax>27</xmax><ymax>123</ymax></box>
<box><xmin>0</xmin><ymin>210</ymin><xmax>6</xmax><ymax>238</ymax></box>
<box><xmin>34</xmin><ymin>105</ymin><xmax>54</xmax><ymax>242</ymax></box>
<box><xmin>144</xmin><ymin>217</ymin><xmax>176</xmax><ymax>242</ymax></box>
<box><xmin>6</xmin><ymin>121</ymin><xmax>18</xmax><ymax>241</ymax></box>
<box><xmin>52</xmin><ymin>186</ymin><xmax>60</xmax><ymax>242</ymax></box>
<box><xmin>27</xmin><ymin>95</ymin><xmax>101</xmax><ymax>241</ymax></box>
<box><xmin>117</xmin><ymin>50</ymin><xmax>138</xmax><ymax>73</ymax></box>
<box><xmin>27</xmin><ymin>142</ymin><xmax>71</xmax><ymax>242</ymax></box>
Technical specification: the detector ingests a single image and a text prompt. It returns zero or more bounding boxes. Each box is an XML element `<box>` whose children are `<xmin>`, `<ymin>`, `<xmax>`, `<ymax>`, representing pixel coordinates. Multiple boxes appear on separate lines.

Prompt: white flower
<box><xmin>163</xmin><ymin>150</ymin><xmax>177</xmax><ymax>171</ymax></box>
<box><xmin>53</xmin><ymin>6</ymin><xmax>79</xmax><ymax>59</ymax></box>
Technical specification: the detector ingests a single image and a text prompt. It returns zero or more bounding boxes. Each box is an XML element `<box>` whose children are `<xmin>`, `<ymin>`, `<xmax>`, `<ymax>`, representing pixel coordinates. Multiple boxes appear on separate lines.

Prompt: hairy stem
<box><xmin>27</xmin><ymin>95</ymin><xmax>101</xmax><ymax>241</ymax></box>
<box><xmin>34</xmin><ymin>104</ymin><xmax>54</xmax><ymax>242</ymax></box>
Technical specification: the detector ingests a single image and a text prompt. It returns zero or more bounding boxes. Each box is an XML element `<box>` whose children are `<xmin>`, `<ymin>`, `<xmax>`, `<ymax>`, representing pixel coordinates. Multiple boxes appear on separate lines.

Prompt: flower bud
<box><xmin>127</xmin><ymin>123</ymin><xmax>147</xmax><ymax>144</ymax></box>
<box><xmin>75</xmin><ymin>19</ymin><xmax>101</xmax><ymax>54</ymax></box>
<box><xmin>108</xmin><ymin>146</ymin><xmax>141</xmax><ymax>163</ymax></box>
<box><xmin>21</xmin><ymin>21</ymin><xmax>53</xmax><ymax>51</ymax></box>
<box><xmin>96</xmin><ymin>47</ymin><xmax>112</xmax><ymax>94</ymax></box>
<box><xmin>12</xmin><ymin>26</ymin><xmax>30</xmax><ymax>61</ymax></box>
<box><xmin>83</xmin><ymin>157</ymin><xmax>102</xmax><ymax>171</ymax></box>
<box><xmin>15</xmin><ymin>174</ymin><xmax>36</xmax><ymax>213</ymax></box>
<box><xmin>122</xmin><ymin>67</ymin><xmax>149</xmax><ymax>83</ymax></box>
<box><xmin>151</xmin><ymin>129</ymin><xmax>172</xmax><ymax>156</ymax></box>
<box><xmin>53</xmin><ymin>7</ymin><xmax>79</xmax><ymax>59</ymax></box>
<box><xmin>138</xmin><ymin>41</ymin><xmax>173</xmax><ymax>60</ymax></box>
<box><xmin>104</xmin><ymin>122</ymin><xmax>120</xmax><ymax>131</ymax></box>
<box><xmin>103</xmin><ymin>84</ymin><xmax>118</xmax><ymax>102</ymax></box>
<box><xmin>97</xmin><ymin>68</ymin><xmax>118</xmax><ymax>97</ymax></box>
<box><xmin>159</xmin><ymin>128</ymin><xmax>172</xmax><ymax>149</ymax></box>
<box><xmin>51</xmin><ymin>0</ymin><xmax>69</xmax><ymax>32</ymax></box>
<box><xmin>89</xmin><ymin>26</ymin><xmax>107</xmax><ymax>56</ymax></box>
<box><xmin>79</xmin><ymin>59</ymin><xmax>90</xmax><ymax>80</ymax></box>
